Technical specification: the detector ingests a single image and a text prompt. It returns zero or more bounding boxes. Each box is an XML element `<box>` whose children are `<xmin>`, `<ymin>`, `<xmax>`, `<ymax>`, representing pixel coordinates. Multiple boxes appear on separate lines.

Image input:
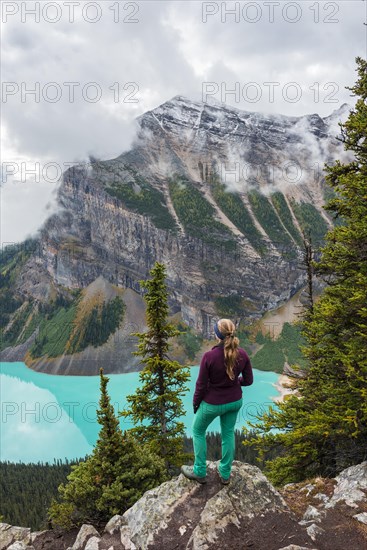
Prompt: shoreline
<box><xmin>271</xmin><ymin>374</ymin><xmax>297</xmax><ymax>403</ymax></box>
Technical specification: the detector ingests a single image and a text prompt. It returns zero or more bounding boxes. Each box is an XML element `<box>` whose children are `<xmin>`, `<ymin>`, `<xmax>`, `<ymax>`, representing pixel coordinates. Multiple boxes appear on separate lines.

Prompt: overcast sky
<box><xmin>1</xmin><ymin>0</ymin><xmax>366</xmax><ymax>245</ymax></box>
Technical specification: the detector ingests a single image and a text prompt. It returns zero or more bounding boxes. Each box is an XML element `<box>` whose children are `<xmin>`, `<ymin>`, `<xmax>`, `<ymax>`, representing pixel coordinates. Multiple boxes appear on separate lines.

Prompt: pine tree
<box><xmin>119</xmin><ymin>262</ymin><xmax>192</xmax><ymax>474</ymax></box>
<box><xmin>300</xmin><ymin>229</ymin><xmax>315</xmax><ymax>316</ymax></box>
<box><xmin>242</xmin><ymin>57</ymin><xmax>367</xmax><ymax>485</ymax></box>
<box><xmin>48</xmin><ymin>368</ymin><xmax>165</xmax><ymax>529</ymax></box>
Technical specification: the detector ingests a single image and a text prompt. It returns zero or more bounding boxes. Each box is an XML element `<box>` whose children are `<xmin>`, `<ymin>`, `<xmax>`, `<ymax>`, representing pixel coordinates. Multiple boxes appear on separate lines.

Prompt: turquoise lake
<box><xmin>0</xmin><ymin>362</ymin><xmax>280</xmax><ymax>463</ymax></box>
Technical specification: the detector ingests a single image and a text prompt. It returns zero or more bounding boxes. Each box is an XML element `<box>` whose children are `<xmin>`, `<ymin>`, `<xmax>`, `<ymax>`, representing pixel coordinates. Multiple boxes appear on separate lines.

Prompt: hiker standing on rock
<box><xmin>181</xmin><ymin>318</ymin><xmax>254</xmax><ymax>485</ymax></box>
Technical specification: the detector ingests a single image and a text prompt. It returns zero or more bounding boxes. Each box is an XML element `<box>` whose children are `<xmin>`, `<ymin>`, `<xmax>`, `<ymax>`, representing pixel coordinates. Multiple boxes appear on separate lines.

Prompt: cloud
<box><xmin>1</xmin><ymin>0</ymin><xmax>365</xmax><ymax>244</ymax></box>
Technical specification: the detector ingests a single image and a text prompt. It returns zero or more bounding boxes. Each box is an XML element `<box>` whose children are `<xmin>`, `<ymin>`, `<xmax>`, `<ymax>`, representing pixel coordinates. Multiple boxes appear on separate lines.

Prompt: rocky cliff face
<box><xmin>0</xmin><ymin>97</ymin><xmax>353</xmax><ymax>373</ymax></box>
<box><xmin>1</xmin><ymin>460</ymin><xmax>366</xmax><ymax>550</ymax></box>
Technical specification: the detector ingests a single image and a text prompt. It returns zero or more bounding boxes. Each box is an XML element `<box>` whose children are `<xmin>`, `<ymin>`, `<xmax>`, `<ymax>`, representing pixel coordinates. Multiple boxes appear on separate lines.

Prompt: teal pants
<box><xmin>192</xmin><ymin>398</ymin><xmax>243</xmax><ymax>479</ymax></box>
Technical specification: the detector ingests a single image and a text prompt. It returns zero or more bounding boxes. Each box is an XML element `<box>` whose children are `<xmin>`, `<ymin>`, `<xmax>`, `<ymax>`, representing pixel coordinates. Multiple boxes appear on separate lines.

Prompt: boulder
<box><xmin>84</xmin><ymin>536</ymin><xmax>100</xmax><ymax>550</ymax></box>
<box><xmin>312</xmin><ymin>493</ymin><xmax>329</xmax><ymax>504</ymax></box>
<box><xmin>117</xmin><ymin>460</ymin><xmax>313</xmax><ymax>549</ymax></box>
<box><xmin>325</xmin><ymin>461</ymin><xmax>367</xmax><ymax>509</ymax></box>
<box><xmin>353</xmin><ymin>512</ymin><xmax>367</xmax><ymax>525</ymax></box>
<box><xmin>299</xmin><ymin>505</ymin><xmax>324</xmax><ymax>525</ymax></box>
<box><xmin>29</xmin><ymin>531</ymin><xmax>47</xmax><ymax>544</ymax></box>
<box><xmin>72</xmin><ymin>524</ymin><xmax>100</xmax><ymax>550</ymax></box>
<box><xmin>6</xmin><ymin>543</ymin><xmax>34</xmax><ymax>550</ymax></box>
<box><xmin>104</xmin><ymin>515</ymin><xmax>124</xmax><ymax>535</ymax></box>
<box><xmin>306</xmin><ymin>523</ymin><xmax>325</xmax><ymax>541</ymax></box>
<box><xmin>0</xmin><ymin>524</ymin><xmax>31</xmax><ymax>550</ymax></box>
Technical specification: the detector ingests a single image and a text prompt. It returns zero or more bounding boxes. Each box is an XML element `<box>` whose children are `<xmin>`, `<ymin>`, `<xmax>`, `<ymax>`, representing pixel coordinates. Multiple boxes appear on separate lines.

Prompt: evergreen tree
<box><xmin>242</xmin><ymin>57</ymin><xmax>367</xmax><ymax>485</ymax></box>
<box><xmin>119</xmin><ymin>262</ymin><xmax>192</xmax><ymax>474</ymax></box>
<box><xmin>300</xmin><ymin>229</ymin><xmax>315</xmax><ymax>316</ymax></box>
<box><xmin>48</xmin><ymin>368</ymin><xmax>165</xmax><ymax>529</ymax></box>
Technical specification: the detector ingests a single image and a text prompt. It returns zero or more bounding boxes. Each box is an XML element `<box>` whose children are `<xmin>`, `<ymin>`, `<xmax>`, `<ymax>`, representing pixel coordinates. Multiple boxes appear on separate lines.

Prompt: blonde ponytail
<box><xmin>217</xmin><ymin>319</ymin><xmax>240</xmax><ymax>380</ymax></box>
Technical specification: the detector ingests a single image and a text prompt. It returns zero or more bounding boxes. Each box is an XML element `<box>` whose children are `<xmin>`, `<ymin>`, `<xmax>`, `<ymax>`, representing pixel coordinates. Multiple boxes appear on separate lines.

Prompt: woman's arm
<box><xmin>239</xmin><ymin>353</ymin><xmax>254</xmax><ymax>386</ymax></box>
<box><xmin>193</xmin><ymin>353</ymin><xmax>210</xmax><ymax>411</ymax></box>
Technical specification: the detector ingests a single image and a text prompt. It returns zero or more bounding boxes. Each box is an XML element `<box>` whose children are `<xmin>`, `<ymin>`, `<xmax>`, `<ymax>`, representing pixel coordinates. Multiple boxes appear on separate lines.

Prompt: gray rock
<box><xmin>84</xmin><ymin>536</ymin><xmax>101</xmax><ymax>550</ymax></box>
<box><xmin>299</xmin><ymin>505</ymin><xmax>324</xmax><ymax>525</ymax></box>
<box><xmin>325</xmin><ymin>461</ymin><xmax>367</xmax><ymax>509</ymax></box>
<box><xmin>72</xmin><ymin>524</ymin><xmax>100</xmax><ymax>550</ymax></box>
<box><xmin>119</xmin><ymin>460</ymin><xmax>291</xmax><ymax>549</ymax></box>
<box><xmin>278</xmin><ymin>546</ymin><xmax>319</xmax><ymax>550</ymax></box>
<box><xmin>313</xmin><ymin>493</ymin><xmax>329</xmax><ymax>504</ymax></box>
<box><xmin>30</xmin><ymin>530</ymin><xmax>48</xmax><ymax>543</ymax></box>
<box><xmin>0</xmin><ymin>524</ymin><xmax>31</xmax><ymax>550</ymax></box>
<box><xmin>306</xmin><ymin>523</ymin><xmax>325</xmax><ymax>541</ymax></box>
<box><xmin>186</xmin><ymin>489</ymin><xmax>240</xmax><ymax>549</ymax></box>
<box><xmin>6</xmin><ymin>543</ymin><xmax>34</xmax><ymax>550</ymax></box>
<box><xmin>104</xmin><ymin>514</ymin><xmax>124</xmax><ymax>535</ymax></box>
<box><xmin>353</xmin><ymin>512</ymin><xmax>367</xmax><ymax>525</ymax></box>
<box><xmin>120</xmin><ymin>526</ymin><xmax>137</xmax><ymax>550</ymax></box>
<box><xmin>121</xmin><ymin>467</ymin><xmax>195</xmax><ymax>548</ymax></box>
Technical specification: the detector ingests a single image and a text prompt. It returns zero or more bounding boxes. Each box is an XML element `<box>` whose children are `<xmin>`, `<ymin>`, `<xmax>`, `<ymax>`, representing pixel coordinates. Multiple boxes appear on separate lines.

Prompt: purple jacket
<box><xmin>193</xmin><ymin>342</ymin><xmax>254</xmax><ymax>407</ymax></box>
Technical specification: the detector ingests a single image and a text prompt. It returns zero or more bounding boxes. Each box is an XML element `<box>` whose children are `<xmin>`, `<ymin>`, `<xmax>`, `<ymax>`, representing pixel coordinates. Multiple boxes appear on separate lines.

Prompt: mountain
<box><xmin>0</xmin><ymin>96</ymin><xmax>353</xmax><ymax>374</ymax></box>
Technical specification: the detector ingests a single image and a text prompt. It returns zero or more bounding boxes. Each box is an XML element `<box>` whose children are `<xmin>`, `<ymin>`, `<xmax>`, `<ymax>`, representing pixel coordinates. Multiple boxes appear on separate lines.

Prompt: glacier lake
<box><xmin>0</xmin><ymin>362</ymin><xmax>280</xmax><ymax>463</ymax></box>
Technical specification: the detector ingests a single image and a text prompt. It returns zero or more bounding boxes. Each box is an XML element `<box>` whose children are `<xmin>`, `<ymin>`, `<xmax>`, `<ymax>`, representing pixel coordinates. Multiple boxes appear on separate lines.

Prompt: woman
<box><xmin>181</xmin><ymin>318</ymin><xmax>254</xmax><ymax>484</ymax></box>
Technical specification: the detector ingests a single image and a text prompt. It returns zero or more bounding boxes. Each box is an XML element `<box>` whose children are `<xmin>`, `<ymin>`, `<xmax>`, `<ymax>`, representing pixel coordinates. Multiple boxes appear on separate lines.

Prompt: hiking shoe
<box><xmin>181</xmin><ymin>465</ymin><xmax>207</xmax><ymax>484</ymax></box>
<box><xmin>217</xmin><ymin>466</ymin><xmax>230</xmax><ymax>485</ymax></box>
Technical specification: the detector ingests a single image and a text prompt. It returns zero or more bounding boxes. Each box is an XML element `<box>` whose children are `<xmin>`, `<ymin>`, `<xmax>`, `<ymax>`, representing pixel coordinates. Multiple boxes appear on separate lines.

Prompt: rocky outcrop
<box><xmin>283</xmin><ymin>362</ymin><xmax>307</xmax><ymax>379</ymax></box>
<box><xmin>0</xmin><ymin>526</ymin><xmax>31</xmax><ymax>549</ymax></box>
<box><xmin>110</xmin><ymin>460</ymin><xmax>313</xmax><ymax>550</ymax></box>
<box><xmin>324</xmin><ymin>461</ymin><xmax>367</xmax><ymax>509</ymax></box>
<box><xmin>280</xmin><ymin>461</ymin><xmax>367</xmax><ymax>550</ymax></box>
<box><xmin>1</xmin><ymin>461</ymin><xmax>366</xmax><ymax>550</ymax></box>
